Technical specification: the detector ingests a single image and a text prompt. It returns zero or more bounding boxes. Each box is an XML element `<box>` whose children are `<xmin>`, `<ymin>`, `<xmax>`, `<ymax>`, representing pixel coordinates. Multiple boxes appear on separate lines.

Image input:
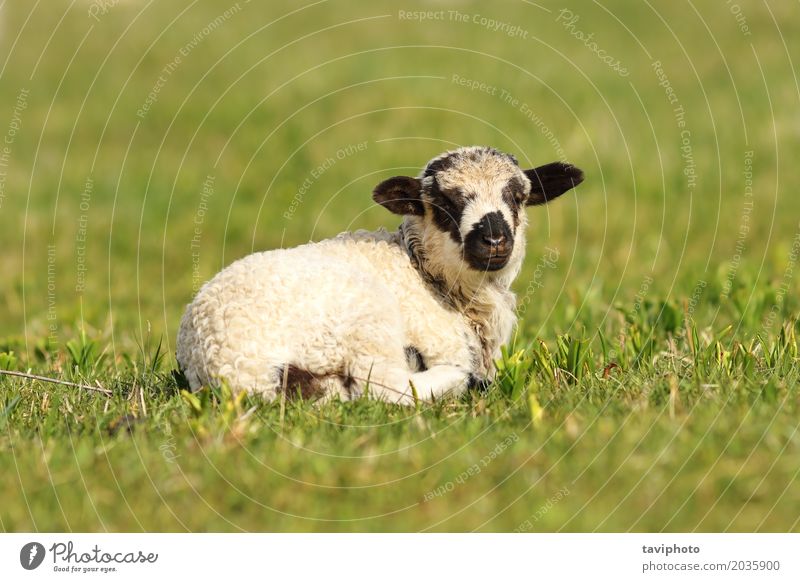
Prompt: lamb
<box><xmin>176</xmin><ymin>146</ymin><xmax>584</xmax><ymax>404</ymax></box>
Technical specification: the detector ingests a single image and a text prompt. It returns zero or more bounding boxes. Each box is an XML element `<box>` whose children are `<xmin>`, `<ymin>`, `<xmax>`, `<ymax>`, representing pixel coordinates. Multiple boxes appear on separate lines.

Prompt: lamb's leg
<box><xmin>349</xmin><ymin>360</ymin><xmax>473</xmax><ymax>405</ymax></box>
<box><xmin>406</xmin><ymin>365</ymin><xmax>475</xmax><ymax>403</ymax></box>
<box><xmin>336</xmin><ymin>306</ymin><xmax>475</xmax><ymax>404</ymax></box>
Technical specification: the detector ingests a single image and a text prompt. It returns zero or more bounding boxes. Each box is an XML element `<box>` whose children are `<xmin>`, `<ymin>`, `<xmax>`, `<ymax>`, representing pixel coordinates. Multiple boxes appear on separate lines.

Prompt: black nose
<box><xmin>464</xmin><ymin>211</ymin><xmax>514</xmax><ymax>271</ymax></box>
<box><xmin>482</xmin><ymin>232</ymin><xmax>507</xmax><ymax>248</ymax></box>
<box><xmin>473</xmin><ymin>211</ymin><xmax>512</xmax><ymax>255</ymax></box>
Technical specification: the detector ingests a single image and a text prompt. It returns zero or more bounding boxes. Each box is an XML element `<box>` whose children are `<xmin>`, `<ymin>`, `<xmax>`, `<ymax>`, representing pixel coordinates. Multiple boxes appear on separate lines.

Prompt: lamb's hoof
<box><xmin>467</xmin><ymin>374</ymin><xmax>492</xmax><ymax>393</ymax></box>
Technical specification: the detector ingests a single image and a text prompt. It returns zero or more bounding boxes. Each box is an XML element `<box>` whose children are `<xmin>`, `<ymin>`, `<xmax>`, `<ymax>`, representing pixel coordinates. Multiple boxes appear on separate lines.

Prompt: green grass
<box><xmin>1</xmin><ymin>0</ymin><xmax>799</xmax><ymax>531</ymax></box>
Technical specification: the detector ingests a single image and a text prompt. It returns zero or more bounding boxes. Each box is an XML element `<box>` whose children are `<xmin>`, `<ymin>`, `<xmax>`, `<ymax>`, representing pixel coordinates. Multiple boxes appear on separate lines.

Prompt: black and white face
<box><xmin>373</xmin><ymin>146</ymin><xmax>584</xmax><ymax>274</ymax></box>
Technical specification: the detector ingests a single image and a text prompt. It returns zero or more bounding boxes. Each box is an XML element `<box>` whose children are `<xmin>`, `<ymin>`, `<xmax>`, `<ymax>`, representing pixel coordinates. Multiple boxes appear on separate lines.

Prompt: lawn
<box><xmin>0</xmin><ymin>0</ymin><xmax>799</xmax><ymax>531</ymax></box>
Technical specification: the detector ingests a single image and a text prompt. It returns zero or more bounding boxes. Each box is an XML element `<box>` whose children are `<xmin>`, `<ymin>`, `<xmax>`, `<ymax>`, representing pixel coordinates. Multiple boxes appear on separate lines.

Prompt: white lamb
<box><xmin>176</xmin><ymin>146</ymin><xmax>583</xmax><ymax>404</ymax></box>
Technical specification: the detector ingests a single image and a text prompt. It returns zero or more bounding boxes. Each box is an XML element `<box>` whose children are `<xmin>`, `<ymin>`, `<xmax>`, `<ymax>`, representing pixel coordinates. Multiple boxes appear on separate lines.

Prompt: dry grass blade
<box><xmin>0</xmin><ymin>369</ymin><xmax>112</xmax><ymax>397</ymax></box>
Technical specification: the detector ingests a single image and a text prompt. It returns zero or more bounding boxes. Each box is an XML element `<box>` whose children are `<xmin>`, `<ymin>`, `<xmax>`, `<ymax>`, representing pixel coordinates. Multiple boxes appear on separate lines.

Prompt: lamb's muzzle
<box><xmin>176</xmin><ymin>146</ymin><xmax>584</xmax><ymax>404</ymax></box>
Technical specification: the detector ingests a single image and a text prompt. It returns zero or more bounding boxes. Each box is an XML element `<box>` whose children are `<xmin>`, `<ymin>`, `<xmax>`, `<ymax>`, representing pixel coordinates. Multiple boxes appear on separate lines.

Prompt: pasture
<box><xmin>0</xmin><ymin>0</ymin><xmax>799</xmax><ymax>531</ymax></box>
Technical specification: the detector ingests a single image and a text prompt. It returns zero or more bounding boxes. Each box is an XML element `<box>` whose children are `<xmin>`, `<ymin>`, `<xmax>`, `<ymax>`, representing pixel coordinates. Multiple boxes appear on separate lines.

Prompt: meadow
<box><xmin>0</xmin><ymin>0</ymin><xmax>799</xmax><ymax>531</ymax></box>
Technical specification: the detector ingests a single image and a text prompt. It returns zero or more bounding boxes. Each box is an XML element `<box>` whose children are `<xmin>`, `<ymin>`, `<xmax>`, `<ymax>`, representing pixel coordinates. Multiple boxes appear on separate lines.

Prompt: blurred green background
<box><xmin>2</xmin><ymin>0</ymin><xmax>796</xmax><ymax>349</ymax></box>
<box><xmin>1</xmin><ymin>0</ymin><xmax>799</xmax><ymax>532</ymax></box>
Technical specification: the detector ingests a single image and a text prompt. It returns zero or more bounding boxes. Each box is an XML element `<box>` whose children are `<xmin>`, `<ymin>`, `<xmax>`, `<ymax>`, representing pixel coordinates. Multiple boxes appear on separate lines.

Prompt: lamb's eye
<box><xmin>432</xmin><ymin>184</ymin><xmax>464</xmax><ymax>212</ymax></box>
<box><xmin>504</xmin><ymin>189</ymin><xmax>522</xmax><ymax>207</ymax></box>
<box><xmin>442</xmin><ymin>187</ymin><xmax>464</xmax><ymax>206</ymax></box>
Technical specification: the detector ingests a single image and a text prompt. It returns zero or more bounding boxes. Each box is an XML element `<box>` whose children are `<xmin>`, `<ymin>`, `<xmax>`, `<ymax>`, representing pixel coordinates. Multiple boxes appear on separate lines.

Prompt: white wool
<box><xmin>176</xmin><ymin>229</ymin><xmax>485</xmax><ymax>404</ymax></box>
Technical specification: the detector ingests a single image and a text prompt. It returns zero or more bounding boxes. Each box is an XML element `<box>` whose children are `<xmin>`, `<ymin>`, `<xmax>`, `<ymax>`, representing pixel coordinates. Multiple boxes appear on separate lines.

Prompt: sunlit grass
<box><xmin>1</xmin><ymin>0</ymin><xmax>798</xmax><ymax>531</ymax></box>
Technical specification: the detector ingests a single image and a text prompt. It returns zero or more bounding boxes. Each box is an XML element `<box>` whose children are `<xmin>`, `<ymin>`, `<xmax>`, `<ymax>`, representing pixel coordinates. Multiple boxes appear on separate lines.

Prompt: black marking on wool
<box><xmin>428</xmin><ymin>178</ymin><xmax>465</xmax><ymax>244</ymax></box>
<box><xmin>341</xmin><ymin>371</ymin><xmax>358</xmax><ymax>399</ymax></box>
<box><xmin>501</xmin><ymin>176</ymin><xmax>526</xmax><ymax>227</ymax></box>
<box><xmin>423</xmin><ymin>152</ymin><xmax>459</xmax><ymax>178</ymax></box>
<box><xmin>279</xmin><ymin>365</ymin><xmax>326</xmax><ymax>400</ymax></box>
<box><xmin>404</xmin><ymin>345</ymin><xmax>428</xmax><ymax>372</ymax></box>
<box><xmin>278</xmin><ymin>365</ymin><xmax>359</xmax><ymax>400</ymax></box>
<box><xmin>462</xmin><ymin>146</ymin><xmax>517</xmax><ymax>169</ymax></box>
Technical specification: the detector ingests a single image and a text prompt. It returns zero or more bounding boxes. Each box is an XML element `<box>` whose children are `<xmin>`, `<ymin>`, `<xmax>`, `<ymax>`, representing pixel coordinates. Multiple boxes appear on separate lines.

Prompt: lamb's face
<box><xmin>420</xmin><ymin>148</ymin><xmax>529</xmax><ymax>272</ymax></box>
<box><xmin>373</xmin><ymin>146</ymin><xmax>584</xmax><ymax>274</ymax></box>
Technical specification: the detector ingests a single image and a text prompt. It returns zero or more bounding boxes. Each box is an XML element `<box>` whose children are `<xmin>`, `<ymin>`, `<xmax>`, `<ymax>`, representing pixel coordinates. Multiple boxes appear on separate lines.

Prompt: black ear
<box><xmin>372</xmin><ymin>176</ymin><xmax>424</xmax><ymax>216</ymax></box>
<box><xmin>525</xmin><ymin>162</ymin><xmax>584</xmax><ymax>206</ymax></box>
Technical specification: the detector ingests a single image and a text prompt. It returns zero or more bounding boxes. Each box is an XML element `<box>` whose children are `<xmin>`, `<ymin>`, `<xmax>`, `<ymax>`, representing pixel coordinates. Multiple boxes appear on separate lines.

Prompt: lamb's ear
<box><xmin>372</xmin><ymin>176</ymin><xmax>424</xmax><ymax>216</ymax></box>
<box><xmin>524</xmin><ymin>162</ymin><xmax>584</xmax><ymax>206</ymax></box>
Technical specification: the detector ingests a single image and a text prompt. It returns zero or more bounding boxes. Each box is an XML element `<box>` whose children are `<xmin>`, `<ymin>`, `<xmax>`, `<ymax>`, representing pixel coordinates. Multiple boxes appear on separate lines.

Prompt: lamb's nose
<box><xmin>482</xmin><ymin>233</ymin><xmax>507</xmax><ymax>248</ymax></box>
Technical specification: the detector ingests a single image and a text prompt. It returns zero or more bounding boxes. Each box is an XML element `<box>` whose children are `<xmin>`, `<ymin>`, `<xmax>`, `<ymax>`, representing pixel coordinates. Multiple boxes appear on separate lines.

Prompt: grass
<box><xmin>1</xmin><ymin>0</ymin><xmax>799</xmax><ymax>531</ymax></box>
